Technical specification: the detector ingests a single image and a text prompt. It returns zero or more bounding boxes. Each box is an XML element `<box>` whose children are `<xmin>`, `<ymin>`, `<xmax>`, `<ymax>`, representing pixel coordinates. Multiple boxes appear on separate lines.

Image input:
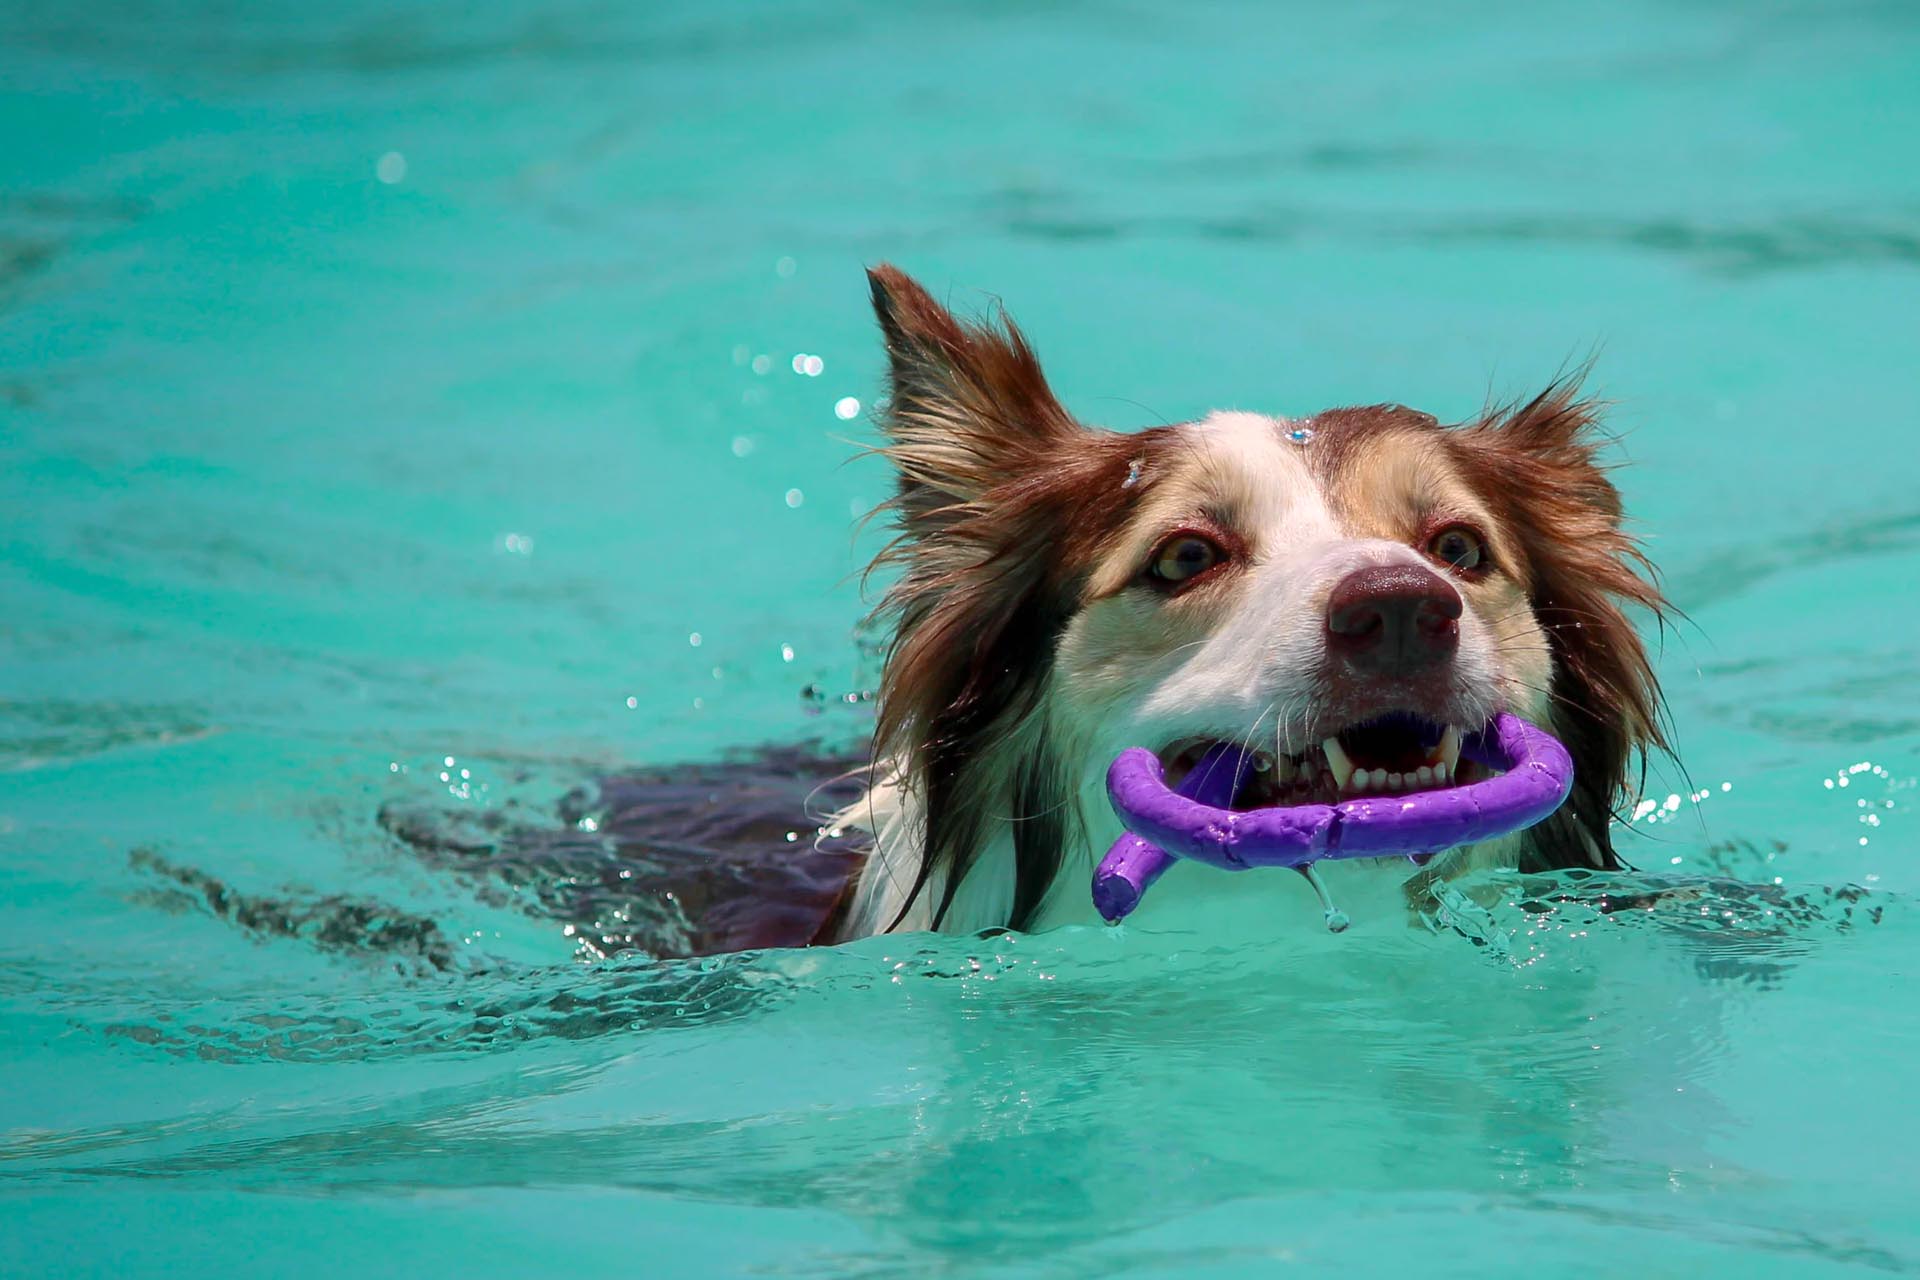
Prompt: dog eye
<box><xmin>1148</xmin><ymin>534</ymin><xmax>1227</xmax><ymax>585</ymax></box>
<box><xmin>1426</xmin><ymin>524</ymin><xmax>1486</xmax><ymax>572</ymax></box>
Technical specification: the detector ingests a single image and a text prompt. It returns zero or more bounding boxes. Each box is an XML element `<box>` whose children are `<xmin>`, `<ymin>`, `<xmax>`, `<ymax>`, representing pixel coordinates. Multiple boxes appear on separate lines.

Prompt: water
<box><xmin>3</xmin><ymin>2</ymin><xmax>1918</xmax><ymax>1274</ymax></box>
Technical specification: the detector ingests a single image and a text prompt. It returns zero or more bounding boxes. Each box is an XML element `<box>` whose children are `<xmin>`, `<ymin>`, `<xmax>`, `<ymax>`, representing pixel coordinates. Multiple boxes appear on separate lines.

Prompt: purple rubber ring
<box><xmin>1092</xmin><ymin>712</ymin><xmax>1573</xmax><ymax>922</ymax></box>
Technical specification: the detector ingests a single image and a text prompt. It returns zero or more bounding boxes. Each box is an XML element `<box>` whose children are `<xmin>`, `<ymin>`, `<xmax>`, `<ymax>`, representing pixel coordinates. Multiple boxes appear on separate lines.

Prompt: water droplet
<box><xmin>775</xmin><ymin>256</ymin><xmax>797</xmax><ymax>278</ymax></box>
<box><xmin>376</xmin><ymin>151</ymin><xmax>407</xmax><ymax>184</ymax></box>
<box><xmin>1299</xmin><ymin>865</ymin><xmax>1347</xmax><ymax>932</ymax></box>
<box><xmin>834</xmin><ymin>396</ymin><xmax>861</xmax><ymax>420</ymax></box>
<box><xmin>785</xmin><ymin>488</ymin><xmax>805</xmax><ymax>508</ymax></box>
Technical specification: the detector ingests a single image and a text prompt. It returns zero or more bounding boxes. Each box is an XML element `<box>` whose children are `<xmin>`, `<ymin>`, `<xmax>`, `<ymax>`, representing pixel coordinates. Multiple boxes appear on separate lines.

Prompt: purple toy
<box><xmin>1092</xmin><ymin>713</ymin><xmax>1574</xmax><ymax>923</ymax></box>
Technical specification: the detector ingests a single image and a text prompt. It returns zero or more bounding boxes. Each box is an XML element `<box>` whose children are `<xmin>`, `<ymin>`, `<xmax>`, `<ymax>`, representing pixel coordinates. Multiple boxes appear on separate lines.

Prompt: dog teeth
<box><xmin>1314</xmin><ymin>725</ymin><xmax>1477</xmax><ymax>798</ymax></box>
<box><xmin>1322</xmin><ymin>738</ymin><xmax>1354</xmax><ymax>791</ymax></box>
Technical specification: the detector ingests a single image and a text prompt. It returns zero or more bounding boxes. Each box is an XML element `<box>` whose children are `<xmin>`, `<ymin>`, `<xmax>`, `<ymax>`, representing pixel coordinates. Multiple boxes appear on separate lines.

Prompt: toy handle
<box><xmin>1092</xmin><ymin>742</ymin><xmax>1248</xmax><ymax>922</ymax></box>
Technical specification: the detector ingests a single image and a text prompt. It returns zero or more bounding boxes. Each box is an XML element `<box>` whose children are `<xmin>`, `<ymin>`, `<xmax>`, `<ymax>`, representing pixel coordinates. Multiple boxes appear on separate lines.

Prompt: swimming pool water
<box><xmin>4</xmin><ymin>2</ymin><xmax>1919</xmax><ymax>1275</ymax></box>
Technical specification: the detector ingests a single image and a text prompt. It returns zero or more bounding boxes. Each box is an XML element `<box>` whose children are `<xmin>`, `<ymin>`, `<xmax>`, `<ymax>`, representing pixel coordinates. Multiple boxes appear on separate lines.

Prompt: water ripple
<box><xmin>995</xmin><ymin>203</ymin><xmax>1920</xmax><ymax>275</ymax></box>
<box><xmin>0</xmin><ymin>698</ymin><xmax>218</xmax><ymax>772</ymax></box>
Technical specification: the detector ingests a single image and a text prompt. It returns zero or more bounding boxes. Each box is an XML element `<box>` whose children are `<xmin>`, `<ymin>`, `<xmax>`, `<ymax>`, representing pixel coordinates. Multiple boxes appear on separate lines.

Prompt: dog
<box><xmin>827</xmin><ymin>265</ymin><xmax>1667</xmax><ymax>941</ymax></box>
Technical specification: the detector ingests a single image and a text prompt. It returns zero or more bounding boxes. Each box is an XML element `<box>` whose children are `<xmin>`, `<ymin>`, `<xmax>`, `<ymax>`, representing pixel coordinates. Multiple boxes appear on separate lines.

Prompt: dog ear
<box><xmin>860</xmin><ymin>266</ymin><xmax>1138</xmax><ymax>931</ymax></box>
<box><xmin>866</xmin><ymin>264</ymin><xmax>1085</xmax><ymax>537</ymax></box>
<box><xmin>1452</xmin><ymin>382</ymin><xmax>1669</xmax><ymax>872</ymax></box>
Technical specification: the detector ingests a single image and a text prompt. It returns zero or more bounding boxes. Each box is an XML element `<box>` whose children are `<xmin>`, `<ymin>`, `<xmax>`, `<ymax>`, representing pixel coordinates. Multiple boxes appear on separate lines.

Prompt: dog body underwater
<box><xmin>826</xmin><ymin>266</ymin><xmax>1666</xmax><ymax>943</ymax></box>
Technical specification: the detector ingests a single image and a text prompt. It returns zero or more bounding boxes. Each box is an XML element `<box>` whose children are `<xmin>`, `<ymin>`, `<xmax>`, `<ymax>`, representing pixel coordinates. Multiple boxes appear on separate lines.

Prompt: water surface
<box><xmin>3</xmin><ymin>2</ymin><xmax>1918</xmax><ymax>1275</ymax></box>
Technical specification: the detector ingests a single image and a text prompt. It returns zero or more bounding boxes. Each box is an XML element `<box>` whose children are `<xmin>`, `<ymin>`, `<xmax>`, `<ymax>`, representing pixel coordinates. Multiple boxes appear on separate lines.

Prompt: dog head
<box><xmin>860</xmin><ymin>265</ymin><xmax>1666</xmax><ymax>932</ymax></box>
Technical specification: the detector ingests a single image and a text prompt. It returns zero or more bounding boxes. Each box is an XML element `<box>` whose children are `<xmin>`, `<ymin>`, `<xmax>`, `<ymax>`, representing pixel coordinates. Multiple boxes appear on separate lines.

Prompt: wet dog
<box><xmin>829</xmin><ymin>266</ymin><xmax>1666</xmax><ymax>939</ymax></box>
<box><xmin>385</xmin><ymin>266</ymin><xmax>1668</xmax><ymax>955</ymax></box>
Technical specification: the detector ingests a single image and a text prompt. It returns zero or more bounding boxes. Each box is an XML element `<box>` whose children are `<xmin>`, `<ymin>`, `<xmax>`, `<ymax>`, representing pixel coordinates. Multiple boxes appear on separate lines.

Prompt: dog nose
<box><xmin>1324</xmin><ymin>564</ymin><xmax>1462</xmax><ymax>674</ymax></box>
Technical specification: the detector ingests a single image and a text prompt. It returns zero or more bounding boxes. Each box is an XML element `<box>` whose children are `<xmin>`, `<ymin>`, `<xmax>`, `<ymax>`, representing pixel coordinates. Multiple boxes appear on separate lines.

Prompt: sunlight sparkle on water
<box><xmin>1628</xmin><ymin>778</ymin><xmax>1734</xmax><ymax>825</ymax></box>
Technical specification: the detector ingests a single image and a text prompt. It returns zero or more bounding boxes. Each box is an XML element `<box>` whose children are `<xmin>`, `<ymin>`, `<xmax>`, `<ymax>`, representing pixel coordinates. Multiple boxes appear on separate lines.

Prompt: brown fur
<box><xmin>1448</xmin><ymin>384</ymin><xmax>1669</xmax><ymax>870</ymax></box>
<box><xmin>863</xmin><ymin>266</ymin><xmax>1155</xmax><ymax>928</ymax></box>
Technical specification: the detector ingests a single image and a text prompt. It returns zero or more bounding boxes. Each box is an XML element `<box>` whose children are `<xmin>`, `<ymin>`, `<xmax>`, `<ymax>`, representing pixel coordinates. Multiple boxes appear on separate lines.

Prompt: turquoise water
<box><xmin>4</xmin><ymin>1</ymin><xmax>1919</xmax><ymax>1274</ymax></box>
